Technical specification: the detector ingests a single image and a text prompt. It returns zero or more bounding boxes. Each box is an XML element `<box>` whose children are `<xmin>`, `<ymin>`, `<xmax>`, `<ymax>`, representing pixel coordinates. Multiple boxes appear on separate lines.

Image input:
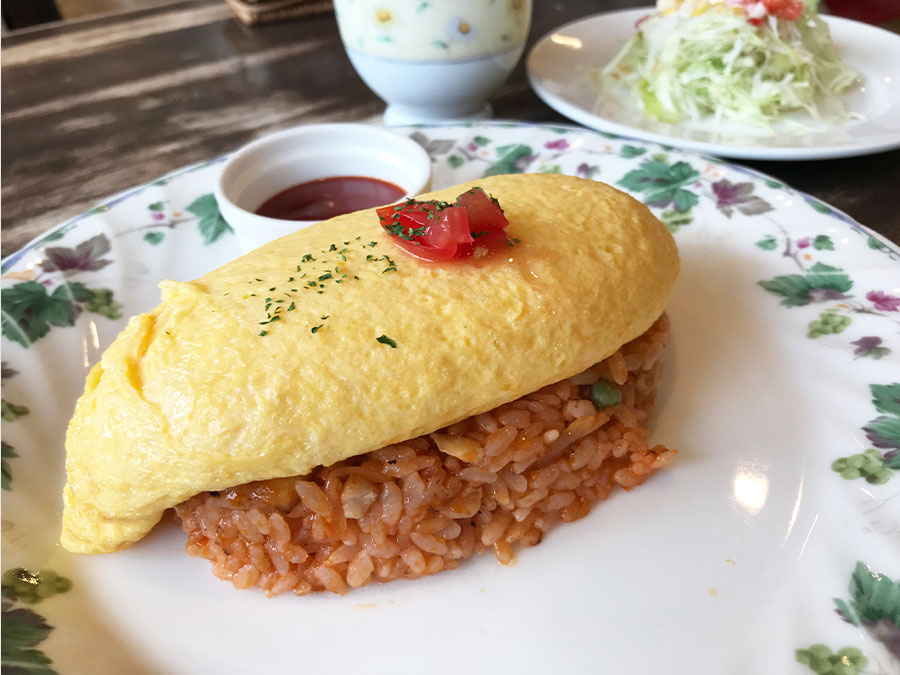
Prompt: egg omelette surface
<box><xmin>62</xmin><ymin>173</ymin><xmax>680</xmax><ymax>554</ymax></box>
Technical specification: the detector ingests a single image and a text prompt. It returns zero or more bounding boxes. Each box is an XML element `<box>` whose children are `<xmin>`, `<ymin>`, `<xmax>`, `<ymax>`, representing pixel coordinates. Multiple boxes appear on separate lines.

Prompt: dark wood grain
<box><xmin>2</xmin><ymin>0</ymin><xmax>62</xmax><ymax>30</ymax></box>
<box><xmin>2</xmin><ymin>0</ymin><xmax>898</xmax><ymax>257</ymax></box>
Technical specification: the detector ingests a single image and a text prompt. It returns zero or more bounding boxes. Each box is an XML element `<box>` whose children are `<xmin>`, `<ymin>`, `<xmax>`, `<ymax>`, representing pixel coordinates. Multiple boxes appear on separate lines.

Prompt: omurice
<box><xmin>62</xmin><ymin>173</ymin><xmax>679</xmax><ymax>596</ymax></box>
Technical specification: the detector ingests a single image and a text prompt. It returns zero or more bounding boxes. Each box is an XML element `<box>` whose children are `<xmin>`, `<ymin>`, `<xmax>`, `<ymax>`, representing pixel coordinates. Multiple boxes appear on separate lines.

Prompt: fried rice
<box><xmin>174</xmin><ymin>314</ymin><xmax>675</xmax><ymax>596</ymax></box>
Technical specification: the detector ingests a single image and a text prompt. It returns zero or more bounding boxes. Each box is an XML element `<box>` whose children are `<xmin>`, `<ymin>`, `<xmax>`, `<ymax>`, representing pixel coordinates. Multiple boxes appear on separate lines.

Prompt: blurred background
<box><xmin>4</xmin><ymin>0</ymin><xmax>900</xmax><ymax>29</ymax></box>
<box><xmin>3</xmin><ymin>0</ymin><xmax>899</xmax><ymax>256</ymax></box>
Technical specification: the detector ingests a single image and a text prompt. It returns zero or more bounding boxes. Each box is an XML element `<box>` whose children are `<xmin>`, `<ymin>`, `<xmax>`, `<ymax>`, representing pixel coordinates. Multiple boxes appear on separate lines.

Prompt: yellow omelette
<box><xmin>61</xmin><ymin>173</ymin><xmax>679</xmax><ymax>554</ymax></box>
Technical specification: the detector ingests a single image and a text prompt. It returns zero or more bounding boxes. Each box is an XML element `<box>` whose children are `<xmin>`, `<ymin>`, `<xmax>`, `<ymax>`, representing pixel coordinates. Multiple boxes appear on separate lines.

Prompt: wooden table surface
<box><xmin>2</xmin><ymin>0</ymin><xmax>899</xmax><ymax>257</ymax></box>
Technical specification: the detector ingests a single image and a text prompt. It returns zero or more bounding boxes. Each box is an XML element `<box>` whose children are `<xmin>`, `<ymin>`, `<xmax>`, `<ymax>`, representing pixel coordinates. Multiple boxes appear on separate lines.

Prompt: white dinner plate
<box><xmin>526</xmin><ymin>9</ymin><xmax>900</xmax><ymax>160</ymax></box>
<box><xmin>1</xmin><ymin>122</ymin><xmax>899</xmax><ymax>675</ymax></box>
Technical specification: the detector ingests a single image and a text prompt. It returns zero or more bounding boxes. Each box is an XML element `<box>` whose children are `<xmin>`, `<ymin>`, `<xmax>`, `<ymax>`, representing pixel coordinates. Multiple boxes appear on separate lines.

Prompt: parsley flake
<box><xmin>385</xmin><ymin>222</ymin><xmax>425</xmax><ymax>241</ymax></box>
<box><xmin>376</xmin><ymin>334</ymin><xmax>398</xmax><ymax>348</ymax></box>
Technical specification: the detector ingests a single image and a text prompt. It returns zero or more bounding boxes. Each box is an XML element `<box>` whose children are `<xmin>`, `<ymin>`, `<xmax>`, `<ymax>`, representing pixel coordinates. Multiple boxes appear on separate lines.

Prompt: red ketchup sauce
<box><xmin>255</xmin><ymin>176</ymin><xmax>405</xmax><ymax>221</ymax></box>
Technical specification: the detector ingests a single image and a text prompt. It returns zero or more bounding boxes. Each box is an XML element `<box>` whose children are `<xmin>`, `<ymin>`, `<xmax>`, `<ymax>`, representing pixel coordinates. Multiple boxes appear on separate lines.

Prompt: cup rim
<box><xmin>214</xmin><ymin>123</ymin><xmax>432</xmax><ymax>231</ymax></box>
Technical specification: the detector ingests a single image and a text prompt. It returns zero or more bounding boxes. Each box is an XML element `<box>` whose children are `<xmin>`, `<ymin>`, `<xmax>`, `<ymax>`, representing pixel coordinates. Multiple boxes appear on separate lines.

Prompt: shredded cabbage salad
<box><xmin>600</xmin><ymin>0</ymin><xmax>858</xmax><ymax>128</ymax></box>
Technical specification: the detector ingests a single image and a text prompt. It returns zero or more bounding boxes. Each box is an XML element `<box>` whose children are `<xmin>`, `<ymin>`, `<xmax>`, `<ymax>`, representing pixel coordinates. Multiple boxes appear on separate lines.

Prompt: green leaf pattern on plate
<box><xmin>759</xmin><ymin>263</ymin><xmax>853</xmax><ymax>308</ymax></box>
<box><xmin>1</xmin><ymin>442</ymin><xmax>18</xmax><ymax>491</ymax></box>
<box><xmin>619</xmin><ymin>144</ymin><xmax>647</xmax><ymax>158</ymax></box>
<box><xmin>1</xmin><ymin>364</ymin><xmax>24</xmax><ymax>491</ymax></box>
<box><xmin>755</xmin><ymin>223</ymin><xmax>899</xmax><ymax>360</ymax></box>
<box><xmin>1</xmin><ymin>399</ymin><xmax>29</xmax><ymax>422</ymax></box>
<box><xmin>813</xmin><ymin>235</ymin><xmax>835</xmax><ymax>251</ymax></box>
<box><xmin>834</xmin><ymin>563</ymin><xmax>900</xmax><ymax>633</ymax></box>
<box><xmin>660</xmin><ymin>209</ymin><xmax>692</xmax><ymax>234</ymax></box>
<box><xmin>144</xmin><ymin>231</ymin><xmax>165</xmax><ymax>246</ymax></box>
<box><xmin>617</xmin><ymin>158</ymin><xmax>700</xmax><ymax>213</ymax></box>
<box><xmin>0</xmin><ymin>190</ymin><xmax>237</xmax><ymax>349</ymax></box>
<box><xmin>798</xmin><ymin>562</ymin><xmax>899</xmax><ymax>672</ymax></box>
<box><xmin>1</xmin><ymin>280</ymin><xmax>122</xmax><ymax>348</ymax></box>
<box><xmin>864</xmin><ymin>383</ymin><xmax>900</xmax><ymax>453</ymax></box>
<box><xmin>830</xmin><ymin>383</ymin><xmax>899</xmax><ymax>484</ymax></box>
<box><xmin>795</xmin><ymin>644</ymin><xmax>867</xmax><ymax>675</ymax></box>
<box><xmin>1</xmin><ymin>603</ymin><xmax>57</xmax><ymax>675</ymax></box>
<box><xmin>756</xmin><ymin>235</ymin><xmax>778</xmax><ymax>250</ymax></box>
<box><xmin>483</xmin><ymin>143</ymin><xmax>534</xmax><ymax>176</ymax></box>
<box><xmin>1</xmin><ymin>568</ymin><xmax>73</xmax><ymax>674</ymax></box>
<box><xmin>186</xmin><ymin>194</ymin><xmax>233</xmax><ymax>245</ymax></box>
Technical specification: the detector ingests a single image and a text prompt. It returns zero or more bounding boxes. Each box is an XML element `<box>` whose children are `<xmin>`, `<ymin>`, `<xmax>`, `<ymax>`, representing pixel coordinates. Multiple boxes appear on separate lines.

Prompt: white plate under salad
<box><xmin>527</xmin><ymin>8</ymin><xmax>900</xmax><ymax>160</ymax></box>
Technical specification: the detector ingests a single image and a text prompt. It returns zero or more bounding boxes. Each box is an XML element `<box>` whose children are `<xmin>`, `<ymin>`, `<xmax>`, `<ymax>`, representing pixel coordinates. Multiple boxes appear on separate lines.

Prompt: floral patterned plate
<box><xmin>527</xmin><ymin>9</ymin><xmax>900</xmax><ymax>160</ymax></box>
<box><xmin>2</xmin><ymin>122</ymin><xmax>899</xmax><ymax>675</ymax></box>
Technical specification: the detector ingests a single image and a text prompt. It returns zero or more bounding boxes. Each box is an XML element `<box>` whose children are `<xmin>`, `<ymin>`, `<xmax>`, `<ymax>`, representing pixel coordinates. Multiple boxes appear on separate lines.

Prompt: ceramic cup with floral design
<box><xmin>334</xmin><ymin>0</ymin><xmax>532</xmax><ymax>124</ymax></box>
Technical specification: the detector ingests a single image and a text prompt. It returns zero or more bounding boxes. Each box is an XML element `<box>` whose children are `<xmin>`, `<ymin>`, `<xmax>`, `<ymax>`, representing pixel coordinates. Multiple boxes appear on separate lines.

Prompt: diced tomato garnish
<box><xmin>390</xmin><ymin>237</ymin><xmax>459</xmax><ymax>262</ymax></box>
<box><xmin>379</xmin><ymin>187</ymin><xmax>514</xmax><ymax>262</ymax></box>
<box><xmin>455</xmin><ymin>229</ymin><xmax>511</xmax><ymax>259</ymax></box>
<box><xmin>421</xmin><ymin>206</ymin><xmax>473</xmax><ymax>248</ymax></box>
<box><xmin>454</xmin><ymin>187</ymin><xmax>508</xmax><ymax>232</ymax></box>
<box><xmin>376</xmin><ymin>202</ymin><xmax>430</xmax><ymax>235</ymax></box>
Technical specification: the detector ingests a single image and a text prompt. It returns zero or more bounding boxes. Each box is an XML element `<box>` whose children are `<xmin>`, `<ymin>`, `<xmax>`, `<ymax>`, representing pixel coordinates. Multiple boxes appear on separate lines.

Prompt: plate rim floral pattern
<box><xmin>4</xmin><ymin>122</ymin><xmax>898</xmax><ymax>269</ymax></box>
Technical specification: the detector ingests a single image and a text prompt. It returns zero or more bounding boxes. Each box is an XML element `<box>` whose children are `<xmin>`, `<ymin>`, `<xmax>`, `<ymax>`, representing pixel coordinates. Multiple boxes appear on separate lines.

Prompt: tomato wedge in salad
<box><xmin>762</xmin><ymin>0</ymin><xmax>803</xmax><ymax>21</ymax></box>
<box><xmin>376</xmin><ymin>187</ymin><xmax>512</xmax><ymax>262</ymax></box>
